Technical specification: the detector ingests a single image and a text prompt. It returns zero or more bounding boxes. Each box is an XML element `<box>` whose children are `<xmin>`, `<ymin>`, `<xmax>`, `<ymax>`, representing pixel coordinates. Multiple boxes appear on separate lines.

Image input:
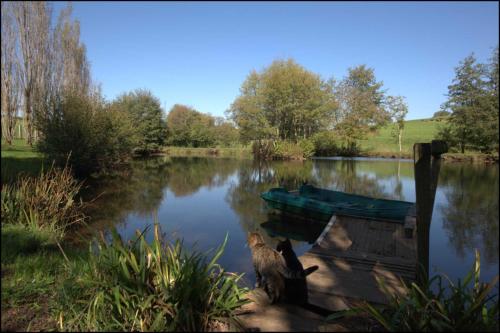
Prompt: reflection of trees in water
<box><xmin>439</xmin><ymin>164</ymin><xmax>499</xmax><ymax>264</ymax></box>
<box><xmin>312</xmin><ymin>160</ymin><xmax>390</xmax><ymax>199</ymax></box>
<box><xmin>226</xmin><ymin>159</ymin><xmax>391</xmax><ymax>247</ymax></box>
<box><xmin>81</xmin><ymin>157</ymin><xmax>240</xmax><ymax>240</ymax></box>
<box><xmin>167</xmin><ymin>157</ymin><xmax>240</xmax><ymax>197</ymax></box>
<box><xmin>226</xmin><ymin>160</ymin><xmax>276</xmax><ymax>237</ymax></box>
<box><xmin>79</xmin><ymin>157</ymin><xmax>171</xmax><ymax>240</ymax></box>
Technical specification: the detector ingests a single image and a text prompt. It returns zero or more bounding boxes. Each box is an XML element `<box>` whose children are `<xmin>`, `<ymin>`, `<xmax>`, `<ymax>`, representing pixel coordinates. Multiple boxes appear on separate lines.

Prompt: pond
<box><xmin>80</xmin><ymin>156</ymin><xmax>499</xmax><ymax>288</ymax></box>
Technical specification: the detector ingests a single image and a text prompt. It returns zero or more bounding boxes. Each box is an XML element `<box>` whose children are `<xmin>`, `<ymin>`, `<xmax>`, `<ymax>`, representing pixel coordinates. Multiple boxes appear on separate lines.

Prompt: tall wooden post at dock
<box><xmin>413</xmin><ymin>140</ymin><xmax>447</xmax><ymax>283</ymax></box>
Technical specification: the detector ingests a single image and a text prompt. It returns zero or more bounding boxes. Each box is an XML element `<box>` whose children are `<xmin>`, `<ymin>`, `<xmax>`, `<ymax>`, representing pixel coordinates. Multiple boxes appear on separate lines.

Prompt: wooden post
<box><xmin>413</xmin><ymin>140</ymin><xmax>447</xmax><ymax>284</ymax></box>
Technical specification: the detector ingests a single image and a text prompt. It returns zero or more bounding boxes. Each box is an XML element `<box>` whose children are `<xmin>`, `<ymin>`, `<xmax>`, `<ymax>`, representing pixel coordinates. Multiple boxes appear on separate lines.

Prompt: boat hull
<box><xmin>260</xmin><ymin>185</ymin><xmax>415</xmax><ymax>223</ymax></box>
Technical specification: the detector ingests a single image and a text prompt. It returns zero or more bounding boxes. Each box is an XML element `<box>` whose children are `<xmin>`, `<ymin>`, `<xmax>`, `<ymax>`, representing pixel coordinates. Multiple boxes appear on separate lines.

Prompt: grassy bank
<box><xmin>1</xmin><ymin>223</ymin><xmax>250</xmax><ymax>331</ymax></box>
<box><xmin>356</xmin><ymin>118</ymin><xmax>498</xmax><ymax>162</ymax></box>
<box><xmin>358</xmin><ymin>118</ymin><xmax>442</xmax><ymax>156</ymax></box>
<box><xmin>1</xmin><ymin>224</ymin><xmax>87</xmax><ymax>331</ymax></box>
<box><xmin>1</xmin><ymin>139</ymin><xmax>46</xmax><ymax>183</ymax></box>
<box><xmin>1</xmin><ymin>161</ymin><xmax>249</xmax><ymax>331</ymax></box>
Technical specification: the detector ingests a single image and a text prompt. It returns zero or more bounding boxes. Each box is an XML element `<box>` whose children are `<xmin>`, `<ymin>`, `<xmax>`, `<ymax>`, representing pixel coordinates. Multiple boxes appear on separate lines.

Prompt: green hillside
<box><xmin>358</xmin><ymin>118</ymin><xmax>445</xmax><ymax>156</ymax></box>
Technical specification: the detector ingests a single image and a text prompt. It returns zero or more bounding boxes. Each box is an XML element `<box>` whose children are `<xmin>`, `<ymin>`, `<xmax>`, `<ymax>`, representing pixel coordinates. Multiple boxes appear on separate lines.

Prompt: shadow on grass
<box><xmin>1</xmin><ymin>156</ymin><xmax>46</xmax><ymax>183</ymax></box>
<box><xmin>0</xmin><ymin>225</ymin><xmax>57</xmax><ymax>264</ymax></box>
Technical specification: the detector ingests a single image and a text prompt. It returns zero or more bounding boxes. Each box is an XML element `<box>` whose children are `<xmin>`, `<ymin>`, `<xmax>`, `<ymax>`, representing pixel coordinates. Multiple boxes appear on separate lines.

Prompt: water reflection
<box><xmin>80</xmin><ymin>157</ymin><xmax>498</xmax><ymax>284</ymax></box>
<box><xmin>439</xmin><ymin>164</ymin><xmax>499</xmax><ymax>265</ymax></box>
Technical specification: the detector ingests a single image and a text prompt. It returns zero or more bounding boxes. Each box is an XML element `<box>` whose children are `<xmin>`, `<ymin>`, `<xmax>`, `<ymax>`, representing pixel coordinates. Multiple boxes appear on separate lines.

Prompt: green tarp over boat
<box><xmin>260</xmin><ymin>184</ymin><xmax>415</xmax><ymax>223</ymax></box>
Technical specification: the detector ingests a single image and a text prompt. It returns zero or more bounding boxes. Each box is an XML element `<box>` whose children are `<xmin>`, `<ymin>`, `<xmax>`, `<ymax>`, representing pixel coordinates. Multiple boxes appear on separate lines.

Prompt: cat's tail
<box><xmin>280</xmin><ymin>265</ymin><xmax>319</xmax><ymax>279</ymax></box>
<box><xmin>304</xmin><ymin>265</ymin><xmax>319</xmax><ymax>276</ymax></box>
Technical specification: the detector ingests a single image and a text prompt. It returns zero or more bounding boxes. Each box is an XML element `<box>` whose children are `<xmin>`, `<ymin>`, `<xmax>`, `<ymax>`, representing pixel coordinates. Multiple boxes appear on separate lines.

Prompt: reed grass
<box><xmin>1</xmin><ymin>163</ymin><xmax>87</xmax><ymax>241</ymax></box>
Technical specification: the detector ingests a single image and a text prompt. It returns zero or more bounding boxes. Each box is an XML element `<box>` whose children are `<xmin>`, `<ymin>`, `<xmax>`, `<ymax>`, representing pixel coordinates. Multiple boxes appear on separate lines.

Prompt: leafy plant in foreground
<box><xmin>327</xmin><ymin>249</ymin><xmax>499</xmax><ymax>332</ymax></box>
<box><xmin>61</xmin><ymin>224</ymin><xmax>249</xmax><ymax>331</ymax></box>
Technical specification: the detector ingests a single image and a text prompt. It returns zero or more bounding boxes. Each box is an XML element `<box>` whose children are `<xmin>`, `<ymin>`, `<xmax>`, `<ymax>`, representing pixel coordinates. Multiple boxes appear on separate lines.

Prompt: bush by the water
<box><xmin>310</xmin><ymin>131</ymin><xmax>361</xmax><ymax>156</ymax></box>
<box><xmin>311</xmin><ymin>131</ymin><xmax>340</xmax><ymax>156</ymax></box>
<box><xmin>110</xmin><ymin>89</ymin><xmax>167</xmax><ymax>154</ymax></box>
<box><xmin>37</xmin><ymin>92</ymin><xmax>138</xmax><ymax>177</ymax></box>
<box><xmin>252</xmin><ymin>139</ymin><xmax>315</xmax><ymax>160</ymax></box>
<box><xmin>328</xmin><ymin>250</ymin><xmax>499</xmax><ymax>332</ymax></box>
<box><xmin>1</xmin><ymin>164</ymin><xmax>87</xmax><ymax>241</ymax></box>
<box><xmin>60</xmin><ymin>225</ymin><xmax>249</xmax><ymax>331</ymax></box>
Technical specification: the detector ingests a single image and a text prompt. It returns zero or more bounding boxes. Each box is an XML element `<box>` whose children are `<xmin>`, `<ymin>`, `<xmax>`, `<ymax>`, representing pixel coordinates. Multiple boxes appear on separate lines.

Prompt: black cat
<box><xmin>276</xmin><ymin>238</ymin><xmax>318</xmax><ymax>305</ymax></box>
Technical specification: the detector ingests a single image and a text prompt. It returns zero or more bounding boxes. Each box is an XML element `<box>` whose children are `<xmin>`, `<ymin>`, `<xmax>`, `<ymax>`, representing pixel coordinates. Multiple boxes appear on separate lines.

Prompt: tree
<box><xmin>386</xmin><ymin>95</ymin><xmax>408</xmax><ymax>154</ymax></box>
<box><xmin>227</xmin><ymin>59</ymin><xmax>338</xmax><ymax>143</ymax></box>
<box><xmin>1</xmin><ymin>2</ymin><xmax>21</xmax><ymax>145</ymax></box>
<box><xmin>440</xmin><ymin>52</ymin><xmax>498</xmax><ymax>153</ymax></box>
<box><xmin>111</xmin><ymin>90</ymin><xmax>167</xmax><ymax>153</ymax></box>
<box><xmin>166</xmin><ymin>104</ymin><xmax>216</xmax><ymax>147</ymax></box>
<box><xmin>213</xmin><ymin>117</ymin><xmax>239</xmax><ymax>147</ymax></box>
<box><xmin>12</xmin><ymin>1</ymin><xmax>53</xmax><ymax>146</ymax></box>
<box><xmin>52</xmin><ymin>3</ymin><xmax>91</xmax><ymax>98</ymax></box>
<box><xmin>335</xmin><ymin>65</ymin><xmax>390</xmax><ymax>150</ymax></box>
<box><xmin>478</xmin><ymin>46</ymin><xmax>499</xmax><ymax>152</ymax></box>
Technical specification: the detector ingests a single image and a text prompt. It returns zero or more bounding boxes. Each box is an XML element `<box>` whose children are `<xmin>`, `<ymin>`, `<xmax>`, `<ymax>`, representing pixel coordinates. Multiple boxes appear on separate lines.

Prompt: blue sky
<box><xmin>52</xmin><ymin>1</ymin><xmax>499</xmax><ymax>120</ymax></box>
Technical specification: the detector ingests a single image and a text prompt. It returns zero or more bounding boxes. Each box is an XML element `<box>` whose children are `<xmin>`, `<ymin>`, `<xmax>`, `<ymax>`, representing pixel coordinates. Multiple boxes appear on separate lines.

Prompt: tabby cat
<box><xmin>247</xmin><ymin>232</ymin><xmax>305</xmax><ymax>304</ymax></box>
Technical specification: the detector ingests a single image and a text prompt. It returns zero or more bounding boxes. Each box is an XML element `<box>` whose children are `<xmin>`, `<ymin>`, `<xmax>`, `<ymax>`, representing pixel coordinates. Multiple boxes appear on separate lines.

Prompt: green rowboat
<box><xmin>260</xmin><ymin>184</ymin><xmax>415</xmax><ymax>223</ymax></box>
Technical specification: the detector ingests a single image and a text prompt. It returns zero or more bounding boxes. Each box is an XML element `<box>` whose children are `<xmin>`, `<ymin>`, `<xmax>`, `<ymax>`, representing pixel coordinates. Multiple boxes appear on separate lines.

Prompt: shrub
<box><xmin>252</xmin><ymin>139</ymin><xmax>314</xmax><ymax>160</ymax></box>
<box><xmin>1</xmin><ymin>163</ymin><xmax>87</xmax><ymax>241</ymax></box>
<box><xmin>327</xmin><ymin>250</ymin><xmax>499</xmax><ymax>332</ymax></box>
<box><xmin>251</xmin><ymin>139</ymin><xmax>276</xmax><ymax>160</ymax></box>
<box><xmin>435</xmin><ymin>123</ymin><xmax>460</xmax><ymax>153</ymax></box>
<box><xmin>37</xmin><ymin>92</ymin><xmax>138</xmax><ymax>177</ymax></box>
<box><xmin>311</xmin><ymin>131</ymin><xmax>340</xmax><ymax>156</ymax></box>
<box><xmin>110</xmin><ymin>89</ymin><xmax>167</xmax><ymax>154</ymax></box>
<box><xmin>273</xmin><ymin>140</ymin><xmax>305</xmax><ymax>160</ymax></box>
<box><xmin>61</xmin><ymin>225</ymin><xmax>249</xmax><ymax>331</ymax></box>
<box><xmin>298</xmin><ymin>138</ymin><xmax>315</xmax><ymax>158</ymax></box>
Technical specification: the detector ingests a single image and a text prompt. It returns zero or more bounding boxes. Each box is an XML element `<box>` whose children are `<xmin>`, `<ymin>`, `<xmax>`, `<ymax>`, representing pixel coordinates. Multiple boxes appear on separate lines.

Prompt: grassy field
<box><xmin>1</xmin><ymin>139</ymin><xmax>46</xmax><ymax>183</ymax></box>
<box><xmin>358</xmin><ymin>118</ymin><xmax>444</xmax><ymax>157</ymax></box>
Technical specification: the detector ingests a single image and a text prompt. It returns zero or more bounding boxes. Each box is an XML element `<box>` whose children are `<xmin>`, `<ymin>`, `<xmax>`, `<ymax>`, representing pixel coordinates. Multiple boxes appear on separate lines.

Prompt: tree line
<box><xmin>1</xmin><ymin>2</ymin><xmax>497</xmax><ymax>176</ymax></box>
<box><xmin>227</xmin><ymin>59</ymin><xmax>408</xmax><ymax>155</ymax></box>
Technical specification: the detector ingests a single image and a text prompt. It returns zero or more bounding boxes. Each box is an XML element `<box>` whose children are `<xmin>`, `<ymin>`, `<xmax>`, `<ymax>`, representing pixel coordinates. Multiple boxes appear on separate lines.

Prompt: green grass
<box><xmin>1</xmin><ymin>223</ymin><xmax>249</xmax><ymax>332</ymax></box>
<box><xmin>1</xmin><ymin>224</ymin><xmax>87</xmax><ymax>331</ymax></box>
<box><xmin>1</xmin><ymin>139</ymin><xmax>46</xmax><ymax>183</ymax></box>
<box><xmin>358</xmin><ymin>118</ymin><xmax>444</xmax><ymax>157</ymax></box>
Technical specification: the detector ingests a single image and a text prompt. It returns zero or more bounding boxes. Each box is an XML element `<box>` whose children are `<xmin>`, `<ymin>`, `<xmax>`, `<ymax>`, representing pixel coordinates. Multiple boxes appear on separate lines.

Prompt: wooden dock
<box><xmin>237</xmin><ymin>141</ymin><xmax>445</xmax><ymax>331</ymax></box>
<box><xmin>238</xmin><ymin>213</ymin><xmax>418</xmax><ymax>332</ymax></box>
<box><xmin>301</xmin><ymin>213</ymin><xmax>417</xmax><ymax>310</ymax></box>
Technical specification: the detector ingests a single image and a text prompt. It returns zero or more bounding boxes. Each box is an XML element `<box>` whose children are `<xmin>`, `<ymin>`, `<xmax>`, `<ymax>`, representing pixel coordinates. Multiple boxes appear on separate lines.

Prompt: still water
<box><xmin>81</xmin><ymin>156</ymin><xmax>499</xmax><ymax>287</ymax></box>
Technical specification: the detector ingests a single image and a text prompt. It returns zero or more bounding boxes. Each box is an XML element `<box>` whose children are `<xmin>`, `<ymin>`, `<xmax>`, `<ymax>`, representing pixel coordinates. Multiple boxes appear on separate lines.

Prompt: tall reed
<box><xmin>1</xmin><ymin>163</ymin><xmax>87</xmax><ymax>241</ymax></box>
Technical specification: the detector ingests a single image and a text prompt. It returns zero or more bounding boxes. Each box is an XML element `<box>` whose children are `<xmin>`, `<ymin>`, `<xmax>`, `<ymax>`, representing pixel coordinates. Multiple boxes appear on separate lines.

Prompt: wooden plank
<box><xmin>302</xmin><ymin>251</ymin><xmax>416</xmax><ymax>277</ymax></box>
<box><xmin>404</xmin><ymin>215</ymin><xmax>416</xmax><ymax>239</ymax></box>
<box><xmin>301</xmin><ymin>254</ymin><xmax>409</xmax><ymax>305</ymax></box>
<box><xmin>314</xmin><ymin>214</ymin><xmax>337</xmax><ymax>246</ymax></box>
